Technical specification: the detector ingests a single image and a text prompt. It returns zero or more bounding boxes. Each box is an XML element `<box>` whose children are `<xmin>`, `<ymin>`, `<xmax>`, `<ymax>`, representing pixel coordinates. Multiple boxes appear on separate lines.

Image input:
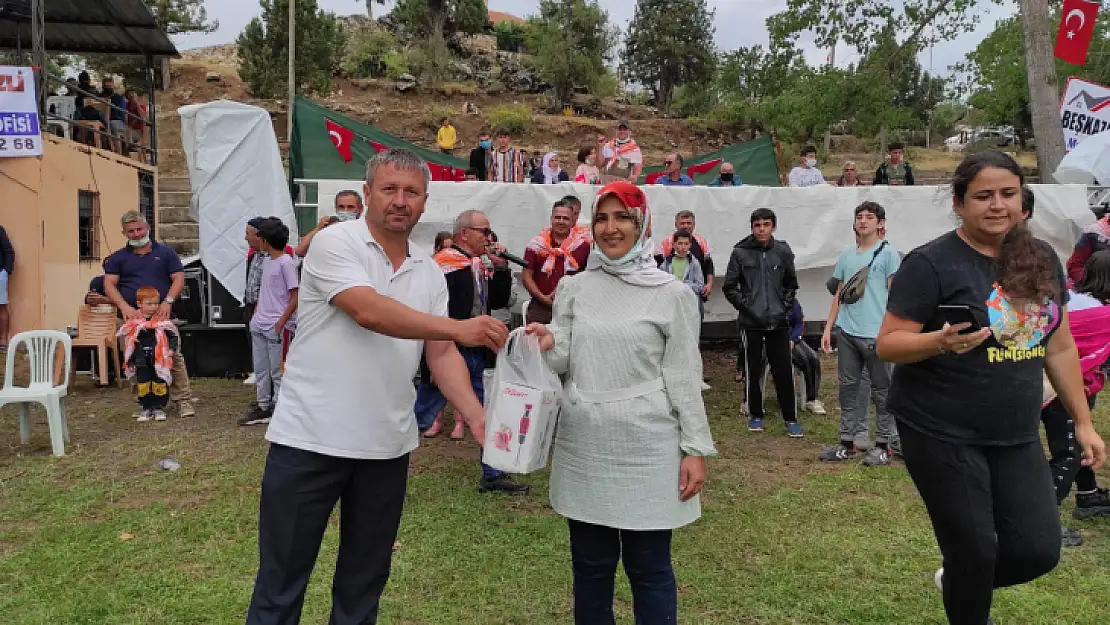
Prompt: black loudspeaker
<box><xmin>178</xmin><ymin>326</ymin><xmax>252</xmax><ymax>377</ymax></box>
<box><xmin>173</xmin><ymin>267</ymin><xmax>205</xmax><ymax>325</ymax></box>
<box><xmin>208</xmin><ymin>274</ymin><xmax>248</xmax><ymax>326</ymax></box>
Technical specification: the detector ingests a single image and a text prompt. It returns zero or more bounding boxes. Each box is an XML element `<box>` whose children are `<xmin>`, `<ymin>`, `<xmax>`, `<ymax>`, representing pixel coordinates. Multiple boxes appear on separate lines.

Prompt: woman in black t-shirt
<box><xmin>877</xmin><ymin>152</ymin><xmax>1106</xmax><ymax>625</ymax></box>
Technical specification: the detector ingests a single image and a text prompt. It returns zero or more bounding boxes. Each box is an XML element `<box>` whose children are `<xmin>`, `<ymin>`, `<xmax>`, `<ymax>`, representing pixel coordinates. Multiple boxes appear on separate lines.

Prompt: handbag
<box><xmin>839</xmin><ymin>241</ymin><xmax>888</xmax><ymax>305</ymax></box>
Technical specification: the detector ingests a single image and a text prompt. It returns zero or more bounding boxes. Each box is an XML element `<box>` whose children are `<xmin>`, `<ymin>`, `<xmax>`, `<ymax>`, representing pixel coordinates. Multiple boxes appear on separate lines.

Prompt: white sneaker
<box><xmin>153</xmin><ymin>409</ymin><xmax>167</xmax><ymax>422</ymax></box>
<box><xmin>804</xmin><ymin>400</ymin><xmax>827</xmax><ymax>415</ymax></box>
<box><xmin>934</xmin><ymin>568</ymin><xmax>944</xmax><ymax>591</ymax></box>
<box><xmin>700</xmin><ymin>382</ymin><xmax>712</xmax><ymax>391</ymax></box>
<box><xmin>244</xmin><ymin>373</ymin><xmax>256</xmax><ymax>385</ymax></box>
<box><xmin>136</xmin><ymin>410</ymin><xmax>152</xmax><ymax>422</ymax></box>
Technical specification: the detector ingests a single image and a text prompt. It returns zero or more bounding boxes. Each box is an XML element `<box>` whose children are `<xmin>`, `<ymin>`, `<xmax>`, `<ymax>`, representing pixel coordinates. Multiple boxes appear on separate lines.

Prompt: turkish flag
<box><xmin>1054</xmin><ymin>0</ymin><xmax>1100</xmax><ymax>65</ymax></box>
<box><xmin>687</xmin><ymin>158</ymin><xmax>724</xmax><ymax>178</ymax></box>
<box><xmin>325</xmin><ymin>118</ymin><xmax>354</xmax><ymax>163</ymax></box>
<box><xmin>644</xmin><ymin>171</ymin><xmax>665</xmax><ymax>185</ymax></box>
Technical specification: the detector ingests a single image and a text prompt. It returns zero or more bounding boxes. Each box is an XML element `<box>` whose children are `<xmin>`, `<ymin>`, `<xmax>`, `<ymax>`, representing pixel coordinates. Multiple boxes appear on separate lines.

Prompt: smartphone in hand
<box><xmin>938</xmin><ymin>305</ymin><xmax>982</xmax><ymax>334</ymax></box>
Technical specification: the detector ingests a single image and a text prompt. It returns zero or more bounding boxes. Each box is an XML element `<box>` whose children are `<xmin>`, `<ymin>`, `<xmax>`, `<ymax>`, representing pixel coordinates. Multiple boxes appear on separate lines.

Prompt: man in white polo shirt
<box><xmin>245</xmin><ymin>149</ymin><xmax>509</xmax><ymax>625</ymax></box>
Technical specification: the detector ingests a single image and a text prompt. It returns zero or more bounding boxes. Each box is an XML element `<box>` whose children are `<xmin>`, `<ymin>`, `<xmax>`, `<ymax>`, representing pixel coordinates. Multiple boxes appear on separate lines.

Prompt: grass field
<box><xmin>0</xmin><ymin>350</ymin><xmax>1107</xmax><ymax>625</ymax></box>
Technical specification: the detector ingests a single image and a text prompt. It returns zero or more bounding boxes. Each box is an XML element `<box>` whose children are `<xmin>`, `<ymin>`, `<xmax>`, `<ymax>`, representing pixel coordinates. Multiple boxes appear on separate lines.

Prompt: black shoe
<box><xmin>1073</xmin><ymin>487</ymin><xmax>1110</xmax><ymax>520</ymax></box>
<box><xmin>478</xmin><ymin>475</ymin><xmax>530</xmax><ymax>495</ymax></box>
<box><xmin>238</xmin><ymin>404</ymin><xmax>272</xmax><ymax>426</ymax></box>
<box><xmin>1062</xmin><ymin>526</ymin><xmax>1084</xmax><ymax>547</ymax></box>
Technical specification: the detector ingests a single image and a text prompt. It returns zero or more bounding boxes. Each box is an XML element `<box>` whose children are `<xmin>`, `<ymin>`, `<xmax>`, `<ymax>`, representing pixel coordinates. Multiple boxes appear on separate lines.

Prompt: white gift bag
<box><xmin>481</xmin><ymin>328</ymin><xmax>563</xmax><ymax>474</ymax></box>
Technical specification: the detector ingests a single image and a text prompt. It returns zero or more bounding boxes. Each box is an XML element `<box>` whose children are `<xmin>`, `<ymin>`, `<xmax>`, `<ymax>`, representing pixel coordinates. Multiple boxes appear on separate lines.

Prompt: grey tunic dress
<box><xmin>545</xmin><ymin>270</ymin><xmax>717</xmax><ymax>531</ymax></box>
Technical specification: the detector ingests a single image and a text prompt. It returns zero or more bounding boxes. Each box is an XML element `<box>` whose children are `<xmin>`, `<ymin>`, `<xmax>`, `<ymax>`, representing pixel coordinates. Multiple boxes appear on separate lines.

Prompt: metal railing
<box><xmin>41</xmin><ymin>74</ymin><xmax>157</xmax><ymax>166</ymax></box>
<box><xmin>1089</xmin><ymin>186</ymin><xmax>1110</xmax><ymax>211</ymax></box>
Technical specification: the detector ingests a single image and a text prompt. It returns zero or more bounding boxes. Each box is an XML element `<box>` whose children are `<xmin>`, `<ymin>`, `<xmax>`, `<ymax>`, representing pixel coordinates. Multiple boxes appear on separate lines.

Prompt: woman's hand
<box><xmin>1077</xmin><ymin>423</ymin><xmax>1107</xmax><ymax>470</ymax></box>
<box><xmin>679</xmin><ymin>455</ymin><xmax>707</xmax><ymax>502</ymax></box>
<box><xmin>525</xmin><ymin>323</ymin><xmax>554</xmax><ymax>351</ymax></box>
<box><xmin>935</xmin><ymin>323</ymin><xmax>991</xmax><ymax>355</ymax></box>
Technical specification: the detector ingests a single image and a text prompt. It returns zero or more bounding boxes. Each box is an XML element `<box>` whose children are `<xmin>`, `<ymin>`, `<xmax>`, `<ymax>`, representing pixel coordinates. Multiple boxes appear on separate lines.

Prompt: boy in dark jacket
<box><xmin>872</xmin><ymin>142</ymin><xmax>915</xmax><ymax>186</ymax></box>
<box><xmin>723</xmin><ymin>208</ymin><xmax>803</xmax><ymax>437</ymax></box>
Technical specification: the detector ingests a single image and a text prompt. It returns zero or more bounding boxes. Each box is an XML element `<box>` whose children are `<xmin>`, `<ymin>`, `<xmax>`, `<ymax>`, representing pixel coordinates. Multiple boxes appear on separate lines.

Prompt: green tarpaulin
<box><xmin>291</xmin><ymin>95</ymin><xmax>782</xmax><ymax>187</ymax></box>
<box><xmin>290</xmin><ymin>96</ymin><xmax>468</xmax><ymax>183</ymax></box>
<box><xmin>640</xmin><ymin>134</ymin><xmax>782</xmax><ymax>186</ymax></box>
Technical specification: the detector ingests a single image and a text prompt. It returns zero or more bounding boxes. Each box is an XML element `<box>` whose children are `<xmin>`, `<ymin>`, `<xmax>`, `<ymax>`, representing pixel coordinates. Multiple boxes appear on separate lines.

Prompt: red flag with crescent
<box><xmin>325</xmin><ymin>118</ymin><xmax>354</xmax><ymax>163</ymax></box>
<box><xmin>1054</xmin><ymin>0</ymin><xmax>1100</xmax><ymax>66</ymax></box>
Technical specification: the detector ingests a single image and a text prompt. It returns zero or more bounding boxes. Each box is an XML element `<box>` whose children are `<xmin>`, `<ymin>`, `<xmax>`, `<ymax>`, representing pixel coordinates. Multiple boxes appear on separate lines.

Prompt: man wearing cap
<box><xmin>600</xmin><ymin>120</ymin><xmax>644</xmax><ymax>184</ymax></box>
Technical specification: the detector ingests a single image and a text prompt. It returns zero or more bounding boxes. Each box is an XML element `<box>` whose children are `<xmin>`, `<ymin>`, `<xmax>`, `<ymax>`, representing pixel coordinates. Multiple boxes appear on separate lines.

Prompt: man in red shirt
<box><xmin>522</xmin><ymin>201</ymin><xmax>590</xmax><ymax>323</ymax></box>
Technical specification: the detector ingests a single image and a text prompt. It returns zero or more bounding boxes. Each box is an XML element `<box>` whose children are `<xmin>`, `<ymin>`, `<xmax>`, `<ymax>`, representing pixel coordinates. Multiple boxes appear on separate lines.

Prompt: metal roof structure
<box><xmin>0</xmin><ymin>0</ymin><xmax>179</xmax><ymax>57</ymax></box>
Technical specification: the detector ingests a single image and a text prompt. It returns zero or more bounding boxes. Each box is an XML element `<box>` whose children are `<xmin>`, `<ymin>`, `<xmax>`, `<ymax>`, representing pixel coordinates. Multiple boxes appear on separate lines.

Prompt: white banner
<box><xmin>1061</xmin><ymin>76</ymin><xmax>1110</xmax><ymax>152</ymax></box>
<box><xmin>0</xmin><ymin>66</ymin><xmax>42</xmax><ymax>158</ymax></box>
<box><xmin>313</xmin><ymin>181</ymin><xmax>1093</xmax><ymax>323</ymax></box>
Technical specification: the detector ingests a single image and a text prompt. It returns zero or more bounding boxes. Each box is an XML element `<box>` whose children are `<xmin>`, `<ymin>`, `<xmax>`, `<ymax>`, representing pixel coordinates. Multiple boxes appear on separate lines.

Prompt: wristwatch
<box><xmin>164</xmin><ymin>296</ymin><xmax>176</xmax><ymax>304</ymax></box>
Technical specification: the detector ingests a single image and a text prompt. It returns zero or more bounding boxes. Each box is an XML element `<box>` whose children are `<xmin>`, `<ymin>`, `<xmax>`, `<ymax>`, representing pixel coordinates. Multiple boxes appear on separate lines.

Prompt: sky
<box><xmin>173</xmin><ymin>0</ymin><xmax>1019</xmax><ymax>78</ymax></box>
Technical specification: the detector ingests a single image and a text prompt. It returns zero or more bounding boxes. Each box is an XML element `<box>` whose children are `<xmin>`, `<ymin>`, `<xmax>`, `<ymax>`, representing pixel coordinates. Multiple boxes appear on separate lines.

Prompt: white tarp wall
<box><xmin>180</xmin><ymin>100</ymin><xmax>299</xmax><ymax>303</ymax></box>
<box><xmin>318</xmin><ymin>181</ymin><xmax>1093</xmax><ymax>323</ymax></box>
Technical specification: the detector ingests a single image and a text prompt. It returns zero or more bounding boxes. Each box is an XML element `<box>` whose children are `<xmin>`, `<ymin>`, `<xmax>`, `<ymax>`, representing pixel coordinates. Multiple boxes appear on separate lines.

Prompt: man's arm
<box><xmin>0</xmin><ymin>227</ymin><xmax>14</xmax><ymax>273</ymax></box>
<box><xmin>425</xmin><ymin>340</ymin><xmax>486</xmax><ymax>441</ymax></box>
<box><xmin>905</xmin><ymin>164</ymin><xmax>915</xmax><ymax>186</ymax></box>
<box><xmin>521</xmin><ymin>265</ymin><xmax>551</xmax><ymax>306</ymax></box>
<box><xmin>332</xmin><ymin>286</ymin><xmax>505</xmax><ymax>350</ymax></box>
<box><xmin>702</xmin><ymin>255</ymin><xmax>715</xmax><ymax>296</ymax></box>
<box><xmin>630</xmin><ymin>161</ymin><xmax>643</xmax><ymax>182</ymax></box>
<box><xmin>104</xmin><ymin>273</ymin><xmax>140</xmax><ymax>319</ymax></box>
<box><xmin>722</xmin><ymin>252</ymin><xmax>746</xmax><ymax>311</ymax></box>
<box><xmin>782</xmin><ymin>249</ymin><xmax>799</xmax><ymax>302</ymax></box>
<box><xmin>275</xmin><ymin>288</ymin><xmax>298</xmax><ymax>335</ymax></box>
<box><xmin>296</xmin><ymin>217</ymin><xmax>331</xmax><ymax>258</ymax></box>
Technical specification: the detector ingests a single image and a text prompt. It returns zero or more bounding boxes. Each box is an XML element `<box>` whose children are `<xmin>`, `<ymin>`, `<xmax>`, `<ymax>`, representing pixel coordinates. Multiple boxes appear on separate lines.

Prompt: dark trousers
<box><xmin>135</xmin><ymin>361</ymin><xmax>170</xmax><ymax>410</ymax></box>
<box><xmin>791</xmin><ymin>340</ymin><xmax>821</xmax><ymax>403</ymax></box>
<box><xmin>568</xmin><ymin>519</ymin><xmax>677</xmax><ymax>625</ymax></box>
<box><xmin>246</xmin><ymin>444</ymin><xmax>409</xmax><ymax>625</ymax></box>
<box><xmin>899</xmin><ymin>423</ymin><xmax>1061</xmax><ymax>625</ymax></box>
<box><xmin>413</xmin><ymin>346</ymin><xmax>506</xmax><ymax>482</ymax></box>
<box><xmin>738</xmin><ymin>327</ymin><xmax>797</xmax><ymax>423</ymax></box>
<box><xmin>1041</xmin><ymin>395</ymin><xmax>1099</xmax><ymax>502</ymax></box>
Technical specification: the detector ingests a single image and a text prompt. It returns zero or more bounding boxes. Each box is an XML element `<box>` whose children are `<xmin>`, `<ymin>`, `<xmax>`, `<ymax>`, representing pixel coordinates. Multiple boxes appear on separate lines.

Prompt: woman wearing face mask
<box><xmin>574</xmin><ymin>146</ymin><xmax>601</xmax><ymax>185</ymax></box>
<box><xmin>877</xmin><ymin>151</ymin><xmax>1107</xmax><ymax>625</ymax></box>
<box><xmin>532</xmin><ymin>151</ymin><xmax>570</xmax><ymax>184</ymax></box>
<box><xmin>526</xmin><ymin>181</ymin><xmax>716</xmax><ymax>624</ymax></box>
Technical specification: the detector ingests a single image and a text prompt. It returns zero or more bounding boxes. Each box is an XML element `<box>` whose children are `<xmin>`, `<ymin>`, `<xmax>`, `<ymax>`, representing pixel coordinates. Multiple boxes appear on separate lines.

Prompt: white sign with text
<box><xmin>0</xmin><ymin>65</ymin><xmax>42</xmax><ymax>157</ymax></box>
<box><xmin>1060</xmin><ymin>76</ymin><xmax>1110</xmax><ymax>152</ymax></box>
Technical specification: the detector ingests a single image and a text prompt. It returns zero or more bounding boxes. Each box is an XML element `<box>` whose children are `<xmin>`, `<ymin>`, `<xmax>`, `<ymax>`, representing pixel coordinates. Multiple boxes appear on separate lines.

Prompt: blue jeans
<box><xmin>414</xmin><ymin>347</ymin><xmax>505</xmax><ymax>481</ymax></box>
<box><xmin>568</xmin><ymin>519</ymin><xmax>677</xmax><ymax>625</ymax></box>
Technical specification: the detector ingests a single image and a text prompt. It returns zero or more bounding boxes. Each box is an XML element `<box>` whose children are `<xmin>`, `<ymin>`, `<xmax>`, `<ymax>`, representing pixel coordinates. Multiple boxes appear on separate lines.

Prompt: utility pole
<box><xmin>823</xmin><ymin>42</ymin><xmax>836</xmax><ymax>155</ymax></box>
<box><xmin>287</xmin><ymin>0</ymin><xmax>296</xmax><ymax>144</ymax></box>
<box><xmin>1018</xmin><ymin>0</ymin><xmax>1066</xmax><ymax>181</ymax></box>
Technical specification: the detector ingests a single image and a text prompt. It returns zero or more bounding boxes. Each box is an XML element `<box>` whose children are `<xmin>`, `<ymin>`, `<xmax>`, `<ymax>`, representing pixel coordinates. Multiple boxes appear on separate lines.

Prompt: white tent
<box><xmin>313</xmin><ymin>180</ymin><xmax>1093</xmax><ymax>323</ymax></box>
<box><xmin>179</xmin><ymin>100</ymin><xmax>299</xmax><ymax>303</ymax></box>
<box><xmin>1055</xmin><ymin>130</ymin><xmax>1110</xmax><ymax>186</ymax></box>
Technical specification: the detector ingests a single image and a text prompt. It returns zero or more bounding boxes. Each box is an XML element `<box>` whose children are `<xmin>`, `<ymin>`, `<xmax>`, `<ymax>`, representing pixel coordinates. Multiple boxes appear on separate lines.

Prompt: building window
<box><xmin>138</xmin><ymin>170</ymin><xmax>155</xmax><ymax>231</ymax></box>
<box><xmin>78</xmin><ymin>190</ymin><xmax>100</xmax><ymax>260</ymax></box>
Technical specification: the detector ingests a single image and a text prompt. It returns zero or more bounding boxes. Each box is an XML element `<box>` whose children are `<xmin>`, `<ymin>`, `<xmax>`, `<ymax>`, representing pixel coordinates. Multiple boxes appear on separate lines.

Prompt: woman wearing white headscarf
<box><xmin>531</xmin><ymin>151</ymin><xmax>570</xmax><ymax>184</ymax></box>
<box><xmin>526</xmin><ymin>181</ymin><xmax>716</xmax><ymax>624</ymax></box>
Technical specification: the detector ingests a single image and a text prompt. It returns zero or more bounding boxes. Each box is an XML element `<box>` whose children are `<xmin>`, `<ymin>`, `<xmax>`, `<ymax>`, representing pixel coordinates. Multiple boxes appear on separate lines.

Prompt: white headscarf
<box><xmin>542</xmin><ymin>152</ymin><xmax>561</xmax><ymax>184</ymax></box>
<box><xmin>586</xmin><ymin>181</ymin><xmax>675</xmax><ymax>287</ymax></box>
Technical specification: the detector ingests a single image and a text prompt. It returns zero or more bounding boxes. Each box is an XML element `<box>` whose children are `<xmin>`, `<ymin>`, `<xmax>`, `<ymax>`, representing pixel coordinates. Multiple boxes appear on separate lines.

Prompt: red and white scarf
<box><xmin>527</xmin><ymin>226</ymin><xmax>591</xmax><ymax>275</ymax></box>
<box><xmin>657</xmin><ymin>232</ymin><xmax>712</xmax><ymax>258</ymax></box>
<box><xmin>117</xmin><ymin>318</ymin><xmax>178</xmax><ymax>382</ymax></box>
<box><xmin>433</xmin><ymin>246</ymin><xmax>489</xmax><ymax>278</ymax></box>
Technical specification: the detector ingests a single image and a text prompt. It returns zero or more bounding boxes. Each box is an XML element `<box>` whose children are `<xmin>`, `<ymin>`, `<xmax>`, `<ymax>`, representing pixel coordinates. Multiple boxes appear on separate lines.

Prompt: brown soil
<box><xmin>156</xmin><ymin>57</ymin><xmax>740</xmax><ymax>179</ymax></box>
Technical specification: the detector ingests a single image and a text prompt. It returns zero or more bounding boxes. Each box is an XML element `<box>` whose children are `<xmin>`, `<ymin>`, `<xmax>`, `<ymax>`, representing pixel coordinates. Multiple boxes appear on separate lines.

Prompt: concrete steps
<box><xmin>157</xmin><ymin>175</ymin><xmax>198</xmax><ymax>256</ymax></box>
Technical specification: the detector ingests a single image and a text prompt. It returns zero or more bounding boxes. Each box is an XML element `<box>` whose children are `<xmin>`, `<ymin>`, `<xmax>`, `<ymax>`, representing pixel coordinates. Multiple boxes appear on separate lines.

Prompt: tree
<box><xmin>529</xmin><ymin>0</ymin><xmax>618</xmax><ymax>105</ymax></box>
<box><xmin>392</xmin><ymin>0</ymin><xmax>489</xmax><ymax>43</ymax></box>
<box><xmin>1019</xmin><ymin>0</ymin><xmax>1066</xmax><ymax>177</ymax></box>
<box><xmin>362</xmin><ymin>0</ymin><xmax>386</xmax><ymax>19</ymax></box>
<box><xmin>82</xmin><ymin>0</ymin><xmax>218</xmax><ymax>89</ymax></box>
<box><xmin>237</xmin><ymin>0</ymin><xmax>346</xmax><ymax>98</ymax></box>
<box><xmin>145</xmin><ymin>0</ymin><xmax>218</xmax><ymax>35</ymax></box>
<box><xmin>957</xmin><ymin>10</ymin><xmax>1110</xmax><ymax>148</ymax></box>
<box><xmin>621</xmin><ymin>0</ymin><xmax>717</xmax><ymax>112</ymax></box>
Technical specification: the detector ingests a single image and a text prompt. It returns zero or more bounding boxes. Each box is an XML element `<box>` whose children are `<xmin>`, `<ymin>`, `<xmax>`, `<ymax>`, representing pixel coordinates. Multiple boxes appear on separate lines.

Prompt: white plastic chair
<box><xmin>0</xmin><ymin>331</ymin><xmax>73</xmax><ymax>456</ymax></box>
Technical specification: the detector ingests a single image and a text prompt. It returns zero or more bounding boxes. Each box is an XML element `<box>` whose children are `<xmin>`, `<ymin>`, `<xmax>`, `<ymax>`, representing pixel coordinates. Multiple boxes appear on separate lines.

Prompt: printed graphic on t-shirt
<box><xmin>985</xmin><ymin>283</ymin><xmax>1059</xmax><ymax>360</ymax></box>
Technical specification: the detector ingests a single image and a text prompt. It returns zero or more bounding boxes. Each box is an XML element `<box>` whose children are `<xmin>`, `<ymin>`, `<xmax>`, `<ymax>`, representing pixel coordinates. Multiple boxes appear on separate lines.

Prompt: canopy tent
<box><xmin>290</xmin><ymin>96</ymin><xmax>468</xmax><ymax>183</ymax></box>
<box><xmin>0</xmin><ymin>0</ymin><xmax>179</xmax><ymax>56</ymax></box>
<box><xmin>641</xmin><ymin>135</ymin><xmax>782</xmax><ymax>186</ymax></box>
